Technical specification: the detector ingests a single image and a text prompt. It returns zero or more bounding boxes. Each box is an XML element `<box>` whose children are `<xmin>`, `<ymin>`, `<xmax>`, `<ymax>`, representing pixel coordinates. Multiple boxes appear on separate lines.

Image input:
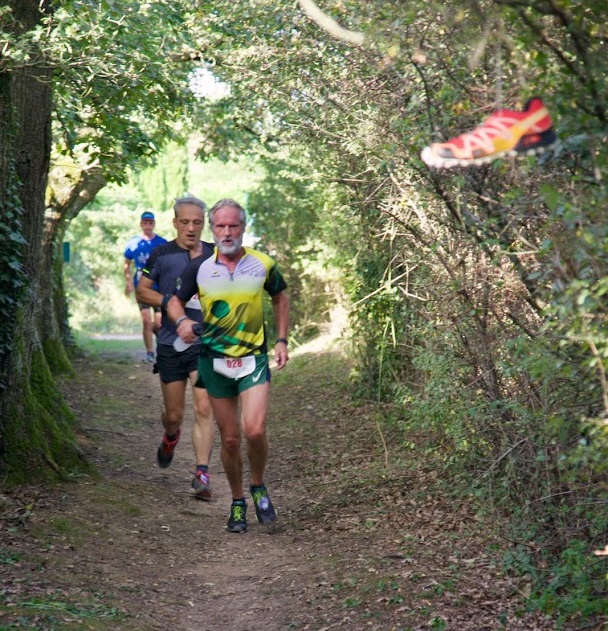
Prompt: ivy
<box><xmin>0</xmin><ymin>169</ymin><xmax>27</xmax><ymax>391</ymax></box>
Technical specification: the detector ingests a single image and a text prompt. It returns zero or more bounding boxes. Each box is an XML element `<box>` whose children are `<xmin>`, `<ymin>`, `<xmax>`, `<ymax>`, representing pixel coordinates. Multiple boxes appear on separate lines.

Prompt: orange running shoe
<box><xmin>421</xmin><ymin>97</ymin><xmax>557</xmax><ymax>169</ymax></box>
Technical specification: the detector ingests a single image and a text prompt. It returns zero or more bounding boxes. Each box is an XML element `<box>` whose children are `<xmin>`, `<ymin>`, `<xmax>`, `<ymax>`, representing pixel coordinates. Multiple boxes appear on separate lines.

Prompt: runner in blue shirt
<box><xmin>123</xmin><ymin>211</ymin><xmax>167</xmax><ymax>362</ymax></box>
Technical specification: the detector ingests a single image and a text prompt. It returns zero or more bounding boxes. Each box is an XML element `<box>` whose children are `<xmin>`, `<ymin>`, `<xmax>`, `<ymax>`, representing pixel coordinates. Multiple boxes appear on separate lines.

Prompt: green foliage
<box><xmin>0</xmin><ymin>548</ymin><xmax>20</xmax><ymax>565</ymax></box>
<box><xmin>132</xmin><ymin>141</ymin><xmax>189</xmax><ymax>211</ymax></box>
<box><xmin>505</xmin><ymin>539</ymin><xmax>608</xmax><ymax>625</ymax></box>
<box><xmin>64</xmin><ymin>200</ymin><xmax>149</xmax><ymax>335</ymax></box>
<box><xmin>532</xmin><ymin>541</ymin><xmax>608</xmax><ymax>623</ymax></box>
<box><xmin>3</xmin><ymin>2</ymin><xmax>204</xmax><ymax>183</ymax></box>
<box><xmin>48</xmin><ymin>2</ymin><xmax>199</xmax><ymax>182</ymax></box>
<box><xmin>177</xmin><ymin>2</ymin><xmax>608</xmax><ymax>625</ymax></box>
<box><xmin>248</xmin><ymin>150</ymin><xmax>342</xmax><ymax>342</ymax></box>
<box><xmin>63</xmin><ymin>153</ymin><xmax>268</xmax><ymax>335</ymax></box>
<box><xmin>3</xmin><ymin>0</ymin><xmax>607</xmax><ymax>626</ymax></box>
<box><xmin>346</xmin><ymin>240</ymin><xmax>420</xmax><ymax>400</ymax></box>
<box><xmin>0</xmin><ymin>595</ymin><xmax>125</xmax><ymax>629</ymax></box>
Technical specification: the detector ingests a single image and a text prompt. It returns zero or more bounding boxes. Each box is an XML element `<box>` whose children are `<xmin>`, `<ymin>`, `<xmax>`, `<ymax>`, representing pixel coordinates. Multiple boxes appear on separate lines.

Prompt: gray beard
<box><xmin>215</xmin><ymin>235</ymin><xmax>243</xmax><ymax>256</ymax></box>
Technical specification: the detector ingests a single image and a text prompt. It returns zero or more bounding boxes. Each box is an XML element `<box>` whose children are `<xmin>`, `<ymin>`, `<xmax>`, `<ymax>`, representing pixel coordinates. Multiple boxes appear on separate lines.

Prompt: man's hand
<box><xmin>125</xmin><ymin>278</ymin><xmax>134</xmax><ymax>297</ymax></box>
<box><xmin>176</xmin><ymin>318</ymin><xmax>198</xmax><ymax>344</ymax></box>
<box><xmin>271</xmin><ymin>291</ymin><xmax>290</xmax><ymax>370</ymax></box>
<box><xmin>274</xmin><ymin>341</ymin><xmax>289</xmax><ymax>369</ymax></box>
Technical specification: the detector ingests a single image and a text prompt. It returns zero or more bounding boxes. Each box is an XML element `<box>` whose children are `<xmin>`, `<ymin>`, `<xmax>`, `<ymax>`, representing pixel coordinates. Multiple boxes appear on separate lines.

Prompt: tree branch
<box><xmin>297</xmin><ymin>0</ymin><xmax>365</xmax><ymax>46</ymax></box>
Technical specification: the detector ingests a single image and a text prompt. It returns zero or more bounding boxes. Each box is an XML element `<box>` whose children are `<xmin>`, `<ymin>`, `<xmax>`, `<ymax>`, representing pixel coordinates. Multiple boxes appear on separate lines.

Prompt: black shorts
<box><xmin>154</xmin><ymin>343</ymin><xmax>200</xmax><ymax>384</ymax></box>
<box><xmin>138</xmin><ymin>302</ymin><xmax>162</xmax><ymax>312</ymax></box>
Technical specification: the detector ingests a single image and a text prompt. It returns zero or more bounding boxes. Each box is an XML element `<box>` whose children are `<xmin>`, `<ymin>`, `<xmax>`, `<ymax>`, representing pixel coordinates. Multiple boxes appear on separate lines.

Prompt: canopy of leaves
<box><xmin>2</xmin><ymin>1</ymin><xmax>205</xmax><ymax>182</ymax></box>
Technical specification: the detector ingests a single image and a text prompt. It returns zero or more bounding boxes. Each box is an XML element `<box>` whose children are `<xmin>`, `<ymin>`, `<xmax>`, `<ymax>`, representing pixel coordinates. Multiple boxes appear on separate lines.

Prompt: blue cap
<box><xmin>140</xmin><ymin>211</ymin><xmax>155</xmax><ymax>220</ymax></box>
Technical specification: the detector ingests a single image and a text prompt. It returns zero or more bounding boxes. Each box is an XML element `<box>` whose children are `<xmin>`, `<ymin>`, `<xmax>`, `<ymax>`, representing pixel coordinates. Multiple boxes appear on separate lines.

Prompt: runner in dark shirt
<box><xmin>136</xmin><ymin>196</ymin><xmax>215</xmax><ymax>500</ymax></box>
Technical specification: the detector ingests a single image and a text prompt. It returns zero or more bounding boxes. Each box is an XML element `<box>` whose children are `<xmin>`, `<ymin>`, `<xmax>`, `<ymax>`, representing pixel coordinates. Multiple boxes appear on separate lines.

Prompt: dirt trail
<box><xmin>0</xmin><ymin>339</ymin><xmax>560</xmax><ymax>630</ymax></box>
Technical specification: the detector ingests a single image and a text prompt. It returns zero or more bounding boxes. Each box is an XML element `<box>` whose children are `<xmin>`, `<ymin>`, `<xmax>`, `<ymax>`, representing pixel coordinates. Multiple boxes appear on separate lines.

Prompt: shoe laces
<box><xmin>231</xmin><ymin>505</ymin><xmax>246</xmax><ymax>522</ymax></box>
<box><xmin>449</xmin><ymin>114</ymin><xmax>520</xmax><ymax>152</ymax></box>
<box><xmin>449</xmin><ymin>105</ymin><xmax>550</xmax><ymax>152</ymax></box>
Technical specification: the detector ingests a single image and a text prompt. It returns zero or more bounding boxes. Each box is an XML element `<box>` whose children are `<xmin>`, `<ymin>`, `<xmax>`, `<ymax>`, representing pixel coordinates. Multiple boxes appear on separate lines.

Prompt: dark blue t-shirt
<box><xmin>142</xmin><ymin>240</ymin><xmax>214</xmax><ymax>346</ymax></box>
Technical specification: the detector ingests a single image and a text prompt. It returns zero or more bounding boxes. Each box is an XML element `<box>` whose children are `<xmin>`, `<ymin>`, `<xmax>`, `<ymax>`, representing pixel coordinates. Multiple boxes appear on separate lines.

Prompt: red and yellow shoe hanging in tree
<box><xmin>421</xmin><ymin>97</ymin><xmax>557</xmax><ymax>169</ymax></box>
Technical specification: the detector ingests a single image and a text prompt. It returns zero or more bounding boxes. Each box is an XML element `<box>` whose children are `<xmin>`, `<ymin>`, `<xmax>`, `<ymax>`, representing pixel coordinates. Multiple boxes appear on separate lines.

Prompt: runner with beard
<box><xmin>167</xmin><ymin>198</ymin><xmax>290</xmax><ymax>533</ymax></box>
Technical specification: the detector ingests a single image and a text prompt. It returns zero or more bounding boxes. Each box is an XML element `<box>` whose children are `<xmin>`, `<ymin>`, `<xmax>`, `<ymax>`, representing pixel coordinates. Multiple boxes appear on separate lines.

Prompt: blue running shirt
<box><xmin>124</xmin><ymin>234</ymin><xmax>167</xmax><ymax>287</ymax></box>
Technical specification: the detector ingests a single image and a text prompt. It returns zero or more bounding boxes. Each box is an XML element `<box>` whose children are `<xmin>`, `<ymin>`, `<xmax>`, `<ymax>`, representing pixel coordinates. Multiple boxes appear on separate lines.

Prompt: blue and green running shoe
<box><xmin>250</xmin><ymin>484</ymin><xmax>277</xmax><ymax>524</ymax></box>
<box><xmin>227</xmin><ymin>501</ymin><xmax>248</xmax><ymax>533</ymax></box>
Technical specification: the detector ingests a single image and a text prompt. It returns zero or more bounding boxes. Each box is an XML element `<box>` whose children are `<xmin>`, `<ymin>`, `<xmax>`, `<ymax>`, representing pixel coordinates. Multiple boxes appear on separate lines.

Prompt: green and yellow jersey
<box><xmin>175</xmin><ymin>247</ymin><xmax>287</xmax><ymax>358</ymax></box>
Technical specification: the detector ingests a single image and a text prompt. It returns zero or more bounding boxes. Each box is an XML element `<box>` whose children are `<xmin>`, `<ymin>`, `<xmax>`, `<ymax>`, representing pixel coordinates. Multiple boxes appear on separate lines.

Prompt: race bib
<box><xmin>213</xmin><ymin>356</ymin><xmax>256</xmax><ymax>379</ymax></box>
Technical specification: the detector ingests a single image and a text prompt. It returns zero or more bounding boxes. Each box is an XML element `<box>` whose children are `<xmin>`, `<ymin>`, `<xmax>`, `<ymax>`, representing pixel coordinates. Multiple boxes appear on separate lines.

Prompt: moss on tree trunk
<box><xmin>43</xmin><ymin>338</ymin><xmax>75</xmax><ymax>377</ymax></box>
<box><xmin>3</xmin><ymin>349</ymin><xmax>95</xmax><ymax>484</ymax></box>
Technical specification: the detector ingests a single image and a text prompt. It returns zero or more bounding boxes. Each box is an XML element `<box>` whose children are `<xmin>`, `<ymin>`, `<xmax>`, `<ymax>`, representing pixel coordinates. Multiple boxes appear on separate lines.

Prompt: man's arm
<box><xmin>135</xmin><ymin>275</ymin><xmax>162</xmax><ymax>307</ymax></box>
<box><xmin>271</xmin><ymin>290</ymin><xmax>290</xmax><ymax>369</ymax></box>
<box><xmin>123</xmin><ymin>258</ymin><xmax>134</xmax><ymax>297</ymax></box>
<box><xmin>165</xmin><ymin>257</ymin><xmax>203</xmax><ymax>342</ymax></box>
<box><xmin>167</xmin><ymin>295</ymin><xmax>199</xmax><ymax>343</ymax></box>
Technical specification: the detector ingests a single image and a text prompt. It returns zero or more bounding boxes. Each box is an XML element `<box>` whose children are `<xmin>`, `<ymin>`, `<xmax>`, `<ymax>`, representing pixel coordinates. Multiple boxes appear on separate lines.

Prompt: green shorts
<box><xmin>196</xmin><ymin>354</ymin><xmax>271</xmax><ymax>398</ymax></box>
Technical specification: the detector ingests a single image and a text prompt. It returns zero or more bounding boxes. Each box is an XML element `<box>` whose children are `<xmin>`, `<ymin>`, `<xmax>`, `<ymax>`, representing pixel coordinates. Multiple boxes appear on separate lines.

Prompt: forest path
<box><xmin>0</xmin><ymin>337</ymin><xmax>557</xmax><ymax>630</ymax></box>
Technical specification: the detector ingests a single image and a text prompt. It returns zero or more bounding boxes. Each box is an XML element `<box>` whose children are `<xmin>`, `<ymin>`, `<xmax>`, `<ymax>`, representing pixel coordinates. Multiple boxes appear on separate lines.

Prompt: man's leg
<box><xmin>210</xmin><ymin>395</ymin><xmax>243</xmax><ymax>499</ymax></box>
<box><xmin>210</xmin><ymin>394</ymin><xmax>249</xmax><ymax>532</ymax></box>
<box><xmin>190</xmin><ymin>375</ymin><xmax>215</xmax><ymax>466</ymax></box>
<box><xmin>189</xmin><ymin>374</ymin><xmax>215</xmax><ymax>500</ymax></box>
<box><xmin>239</xmin><ymin>382</ymin><xmax>270</xmax><ymax>486</ymax></box>
<box><xmin>140</xmin><ymin>306</ymin><xmax>154</xmax><ymax>355</ymax></box>
<box><xmin>160</xmin><ymin>379</ymin><xmax>187</xmax><ymax>435</ymax></box>
<box><xmin>156</xmin><ymin>379</ymin><xmax>187</xmax><ymax>467</ymax></box>
<box><xmin>239</xmin><ymin>382</ymin><xmax>276</xmax><ymax>525</ymax></box>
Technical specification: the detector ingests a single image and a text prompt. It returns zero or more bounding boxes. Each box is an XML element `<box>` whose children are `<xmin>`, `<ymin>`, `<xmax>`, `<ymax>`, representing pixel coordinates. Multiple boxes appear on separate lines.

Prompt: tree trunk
<box><xmin>43</xmin><ymin>164</ymin><xmax>107</xmax><ymax>364</ymax></box>
<box><xmin>0</xmin><ymin>0</ymin><xmax>92</xmax><ymax>481</ymax></box>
